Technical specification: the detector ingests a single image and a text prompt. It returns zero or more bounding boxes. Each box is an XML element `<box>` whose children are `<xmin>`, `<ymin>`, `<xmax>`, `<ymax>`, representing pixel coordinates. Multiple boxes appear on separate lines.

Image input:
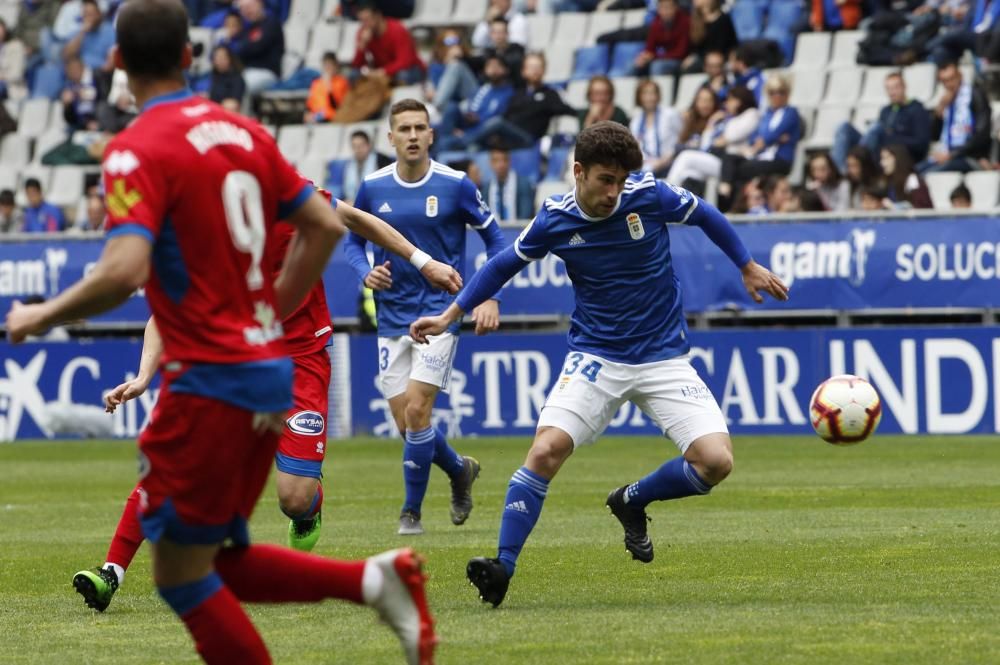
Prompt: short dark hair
<box><xmin>116</xmin><ymin>0</ymin><xmax>189</xmax><ymax>80</ymax></box>
<box><xmin>81</xmin><ymin>0</ymin><xmax>100</xmax><ymax>11</ymax></box>
<box><xmin>489</xmin><ymin>16</ymin><xmax>508</xmax><ymax>27</ymax></box>
<box><xmin>389</xmin><ymin>98</ymin><xmax>430</xmax><ymax>126</ymax></box>
<box><xmin>950</xmin><ymin>183</ymin><xmax>972</xmax><ymax>202</ymax></box>
<box><xmin>734</xmin><ymin>43</ymin><xmax>754</xmax><ymax>66</ymax></box>
<box><xmin>24</xmin><ymin>178</ymin><xmax>41</xmax><ymax>191</ymax></box>
<box><xmin>322</xmin><ymin>51</ymin><xmax>338</xmax><ymax>65</ymax></box>
<box><xmin>357</xmin><ymin>1</ymin><xmax>380</xmax><ymax>14</ymax></box>
<box><xmin>574</xmin><ymin>121</ymin><xmax>643</xmax><ymax>173</ymax></box>
<box><xmin>725</xmin><ymin>84</ymin><xmax>757</xmax><ymax>112</ymax></box>
<box><xmin>350</xmin><ymin>130</ymin><xmax>371</xmax><ymax>143</ymax></box>
<box><xmin>937</xmin><ymin>60</ymin><xmax>959</xmax><ymax>71</ymax></box>
<box><xmin>0</xmin><ymin>189</ymin><xmax>14</xmax><ymax>206</ymax></box>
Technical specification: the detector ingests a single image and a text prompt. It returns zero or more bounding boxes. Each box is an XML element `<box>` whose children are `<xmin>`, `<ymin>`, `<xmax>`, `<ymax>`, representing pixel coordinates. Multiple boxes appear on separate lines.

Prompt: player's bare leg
<box><xmin>607</xmin><ymin>432</ymin><xmax>732</xmax><ymax>563</ymax></box>
<box><xmin>277</xmin><ymin>471</ymin><xmax>323</xmax><ymax>551</ymax></box>
<box><xmin>468</xmin><ymin>426</ymin><xmax>573</xmax><ymax>607</ymax></box>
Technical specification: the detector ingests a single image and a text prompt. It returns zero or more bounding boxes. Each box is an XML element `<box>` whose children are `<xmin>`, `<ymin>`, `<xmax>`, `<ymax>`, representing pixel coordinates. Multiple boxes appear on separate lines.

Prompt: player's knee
<box><xmin>403</xmin><ymin>400</ymin><xmax>433</xmax><ymax>430</ymax></box>
<box><xmin>278</xmin><ymin>482</ymin><xmax>318</xmax><ymax>517</ymax></box>
<box><xmin>526</xmin><ymin>429</ymin><xmax>574</xmax><ymax>477</ymax></box>
<box><xmin>697</xmin><ymin>446</ymin><xmax>733</xmax><ymax>485</ymax></box>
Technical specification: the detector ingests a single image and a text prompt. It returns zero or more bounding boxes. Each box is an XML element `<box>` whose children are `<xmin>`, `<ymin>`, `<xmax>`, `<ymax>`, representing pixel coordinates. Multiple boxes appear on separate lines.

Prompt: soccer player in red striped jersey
<box><xmin>5</xmin><ymin>2</ymin><xmax>448</xmax><ymax>663</ymax></box>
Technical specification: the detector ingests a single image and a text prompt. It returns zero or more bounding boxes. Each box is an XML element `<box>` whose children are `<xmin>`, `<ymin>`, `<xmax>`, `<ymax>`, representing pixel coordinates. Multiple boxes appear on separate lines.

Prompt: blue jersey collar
<box><xmin>142</xmin><ymin>87</ymin><xmax>194</xmax><ymax>113</ymax></box>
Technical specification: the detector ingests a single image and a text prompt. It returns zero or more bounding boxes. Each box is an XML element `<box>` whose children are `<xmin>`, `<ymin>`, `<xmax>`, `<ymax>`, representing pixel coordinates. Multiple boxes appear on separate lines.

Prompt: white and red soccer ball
<box><xmin>809</xmin><ymin>375</ymin><xmax>882</xmax><ymax>445</ymax></box>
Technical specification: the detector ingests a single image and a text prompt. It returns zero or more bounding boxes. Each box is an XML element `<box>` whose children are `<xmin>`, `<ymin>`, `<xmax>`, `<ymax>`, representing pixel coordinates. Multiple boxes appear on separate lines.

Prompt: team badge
<box><xmin>626</xmin><ymin>212</ymin><xmax>645</xmax><ymax>240</ymax></box>
<box><xmin>426</xmin><ymin>195</ymin><xmax>438</xmax><ymax>217</ymax></box>
<box><xmin>105</xmin><ymin>178</ymin><xmax>142</xmax><ymax>217</ymax></box>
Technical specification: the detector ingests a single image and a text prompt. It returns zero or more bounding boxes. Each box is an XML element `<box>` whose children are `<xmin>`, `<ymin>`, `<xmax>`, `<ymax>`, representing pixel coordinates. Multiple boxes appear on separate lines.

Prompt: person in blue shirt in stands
<box><xmin>22</xmin><ymin>178</ymin><xmax>66</xmax><ymax>233</ymax></box>
<box><xmin>61</xmin><ymin>0</ymin><xmax>115</xmax><ymax>72</ymax></box>
<box><xmin>410</xmin><ymin>120</ymin><xmax>789</xmax><ymax>608</ymax></box>
<box><xmin>344</xmin><ymin>98</ymin><xmax>508</xmax><ymax>537</ymax></box>
<box><xmin>434</xmin><ymin>54</ymin><xmax>514</xmax><ymax>154</ymax></box>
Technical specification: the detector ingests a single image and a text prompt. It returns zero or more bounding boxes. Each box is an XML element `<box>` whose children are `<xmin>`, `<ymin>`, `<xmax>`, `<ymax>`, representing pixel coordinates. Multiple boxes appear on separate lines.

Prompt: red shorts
<box><xmin>274</xmin><ymin>347</ymin><xmax>331</xmax><ymax>479</ymax></box>
<box><xmin>137</xmin><ymin>391</ymin><xmax>280</xmax><ymax>546</ymax></box>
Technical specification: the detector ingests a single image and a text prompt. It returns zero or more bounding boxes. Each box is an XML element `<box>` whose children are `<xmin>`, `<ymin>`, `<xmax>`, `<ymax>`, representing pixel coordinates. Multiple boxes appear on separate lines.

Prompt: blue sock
<box><xmin>432</xmin><ymin>427</ymin><xmax>465</xmax><ymax>477</ymax></box>
<box><xmin>625</xmin><ymin>456</ymin><xmax>712</xmax><ymax>508</ymax></box>
<box><xmin>497</xmin><ymin>467</ymin><xmax>549</xmax><ymax>578</ymax></box>
<box><xmin>401</xmin><ymin>427</ymin><xmax>435</xmax><ymax>515</ymax></box>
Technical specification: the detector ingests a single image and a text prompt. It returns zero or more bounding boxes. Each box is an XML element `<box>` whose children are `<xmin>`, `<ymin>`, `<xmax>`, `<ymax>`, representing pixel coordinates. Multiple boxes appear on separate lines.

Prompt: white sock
<box><xmin>360</xmin><ymin>560</ymin><xmax>384</xmax><ymax>605</ymax></box>
<box><xmin>104</xmin><ymin>562</ymin><xmax>126</xmax><ymax>586</ymax></box>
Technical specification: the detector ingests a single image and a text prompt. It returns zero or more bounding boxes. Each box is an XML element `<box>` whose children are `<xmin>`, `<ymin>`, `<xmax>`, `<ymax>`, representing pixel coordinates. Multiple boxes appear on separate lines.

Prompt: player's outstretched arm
<box><xmin>335</xmin><ymin>200</ymin><xmax>462</xmax><ymax>294</ymax></box>
<box><xmin>411</xmin><ymin>245</ymin><xmax>527</xmax><ymax>343</ymax></box>
<box><xmin>277</xmin><ymin>191</ymin><xmax>347</xmax><ymax>318</ymax></box>
<box><xmin>105</xmin><ymin>316</ymin><xmax>162</xmax><ymax>413</ymax></box>
<box><xmin>740</xmin><ymin>260</ymin><xmax>789</xmax><ymax>304</ymax></box>
<box><xmin>5</xmin><ymin>235</ymin><xmax>150</xmax><ymax>343</ymax></box>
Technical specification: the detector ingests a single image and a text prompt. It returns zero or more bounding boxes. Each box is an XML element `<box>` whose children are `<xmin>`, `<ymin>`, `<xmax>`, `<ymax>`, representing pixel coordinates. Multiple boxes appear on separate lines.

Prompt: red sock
<box><xmin>215</xmin><ymin>544</ymin><xmax>365</xmax><ymax>605</ymax></box>
<box><xmin>180</xmin><ymin>584</ymin><xmax>270</xmax><ymax>665</ymax></box>
<box><xmin>105</xmin><ymin>485</ymin><xmax>145</xmax><ymax>570</ymax></box>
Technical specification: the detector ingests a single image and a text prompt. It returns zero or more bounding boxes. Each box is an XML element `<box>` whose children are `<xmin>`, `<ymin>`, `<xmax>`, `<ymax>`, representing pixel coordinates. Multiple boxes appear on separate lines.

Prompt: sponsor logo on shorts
<box><xmin>680</xmin><ymin>385</ymin><xmax>713</xmax><ymax>400</ymax></box>
<box><xmin>420</xmin><ymin>352</ymin><xmax>449</xmax><ymax>372</ymax></box>
<box><xmin>286</xmin><ymin>410</ymin><xmax>325</xmax><ymax>435</ymax></box>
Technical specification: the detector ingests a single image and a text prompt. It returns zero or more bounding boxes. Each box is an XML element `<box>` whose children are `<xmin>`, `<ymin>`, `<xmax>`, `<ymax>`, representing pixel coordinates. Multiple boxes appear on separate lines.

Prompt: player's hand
<box><xmin>364</xmin><ymin>261</ymin><xmax>393</xmax><ymax>290</ymax></box>
<box><xmin>410</xmin><ymin>314</ymin><xmax>451</xmax><ymax>344</ymax></box>
<box><xmin>741</xmin><ymin>260</ymin><xmax>789</xmax><ymax>304</ymax></box>
<box><xmin>471</xmin><ymin>299</ymin><xmax>500</xmax><ymax>335</ymax></box>
<box><xmin>421</xmin><ymin>260</ymin><xmax>463</xmax><ymax>294</ymax></box>
<box><xmin>104</xmin><ymin>376</ymin><xmax>151</xmax><ymax>413</ymax></box>
<box><xmin>5</xmin><ymin>300</ymin><xmax>50</xmax><ymax>344</ymax></box>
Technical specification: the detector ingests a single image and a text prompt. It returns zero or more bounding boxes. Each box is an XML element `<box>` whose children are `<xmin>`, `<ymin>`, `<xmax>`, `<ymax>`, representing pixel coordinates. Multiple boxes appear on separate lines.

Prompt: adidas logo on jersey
<box><xmin>568</xmin><ymin>233</ymin><xmax>586</xmax><ymax>246</ymax></box>
<box><xmin>379</xmin><ymin>202</ymin><xmax>393</xmax><ymax>213</ymax></box>
<box><xmin>505</xmin><ymin>500</ymin><xmax>530</xmax><ymax>514</ymax></box>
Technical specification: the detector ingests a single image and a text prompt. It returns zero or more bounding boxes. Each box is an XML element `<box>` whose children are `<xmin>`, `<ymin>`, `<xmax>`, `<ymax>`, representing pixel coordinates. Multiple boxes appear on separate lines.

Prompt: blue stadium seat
<box><xmin>571</xmin><ymin>45</ymin><xmax>609</xmax><ymax>81</ymax></box>
<box><xmin>472</xmin><ymin>150</ymin><xmax>494</xmax><ymax>183</ymax></box>
<box><xmin>325</xmin><ymin>159</ymin><xmax>347</xmax><ymax>200</ymax></box>
<box><xmin>607</xmin><ymin>41</ymin><xmax>646</xmax><ymax>78</ymax></box>
<box><xmin>510</xmin><ymin>145</ymin><xmax>542</xmax><ymax>184</ymax></box>
<box><xmin>730</xmin><ymin>0</ymin><xmax>765</xmax><ymax>41</ymax></box>
<box><xmin>545</xmin><ymin>146</ymin><xmax>573</xmax><ymax>182</ymax></box>
<box><xmin>763</xmin><ymin>0</ymin><xmax>804</xmax><ymax>63</ymax></box>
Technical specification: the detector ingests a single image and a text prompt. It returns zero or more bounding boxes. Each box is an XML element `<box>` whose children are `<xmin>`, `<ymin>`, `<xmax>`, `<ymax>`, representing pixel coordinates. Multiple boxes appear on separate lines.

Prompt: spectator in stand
<box><xmin>96</xmin><ymin>68</ymin><xmax>136</xmax><ymax>133</ymax></box>
<box><xmin>845</xmin><ymin>145</ymin><xmax>881</xmax><ymax>209</ymax></box>
<box><xmin>702</xmin><ymin>50</ymin><xmax>731</xmax><ymax>101</ymax></box>
<box><xmin>761</xmin><ymin>174</ymin><xmax>793</xmax><ymax>214</ymax></box>
<box><xmin>831</xmin><ymin>71</ymin><xmax>931</xmax><ymax>173</ymax></box>
<box><xmin>215</xmin><ymin>11</ymin><xmax>244</xmax><ymax>49</ymax></box>
<box><xmin>724</xmin><ymin>44</ymin><xmax>764</xmax><ymax>106</ymax></box>
<box><xmin>918</xmin><ymin>61</ymin><xmax>991</xmax><ymax>173</ymax></box>
<box><xmin>684</xmin><ymin>0</ymin><xmax>738</xmax><ymax>73</ymax></box>
<box><xmin>478</xmin><ymin>18</ymin><xmax>525</xmax><ymax>88</ymax></box>
<box><xmin>783</xmin><ymin>186</ymin><xmax>826</xmax><ymax>213</ymax></box>
<box><xmin>12</xmin><ymin>1</ymin><xmax>59</xmax><ymax>62</ymax></box>
<box><xmin>721</xmin><ymin>74</ymin><xmax>801</xmax><ymax>205</ymax></box>
<box><xmin>630</xmin><ymin>79</ymin><xmax>682</xmax><ymax>176</ymax></box>
<box><xmin>456</xmin><ymin>52</ymin><xmax>576</xmax><ymax>150</ymax></box>
<box><xmin>881</xmin><ymin>143</ymin><xmax>933</xmax><ymax>208</ymax></box>
<box><xmin>305</xmin><ymin>52</ymin><xmax>348</xmax><ymax>123</ymax></box>
<box><xmin>0</xmin><ymin>189</ymin><xmax>21</xmax><ymax>232</ymax></box>
<box><xmin>61</xmin><ymin>57</ymin><xmax>99</xmax><ymax>131</ymax></box>
<box><xmin>667</xmin><ymin>85</ymin><xmax>758</xmax><ymax>192</ymax></box>
<box><xmin>427</xmin><ymin>28</ymin><xmax>474</xmax><ymax>107</ymax></box>
<box><xmin>0</xmin><ymin>19</ymin><xmax>27</xmax><ymax>101</ymax></box>
<box><xmin>805</xmin><ymin>153</ymin><xmax>850</xmax><ymax>212</ymax></box>
<box><xmin>233</xmin><ymin>0</ymin><xmax>284</xmax><ymax>95</ymax></box>
<box><xmin>633</xmin><ymin>0</ymin><xmax>690</xmax><ymax>76</ymax></box>
<box><xmin>62</xmin><ymin>0</ymin><xmax>115</xmax><ymax>72</ymax></box>
<box><xmin>676</xmin><ymin>86</ymin><xmax>721</xmax><ymax>155</ymax></box>
<box><xmin>342</xmin><ymin>130</ymin><xmax>392</xmax><ymax>204</ymax></box>
<box><xmin>351</xmin><ymin>2</ymin><xmax>426</xmax><ymax>85</ymax></box>
<box><xmin>579</xmin><ymin>75</ymin><xmax>629</xmax><ymax>131</ymax></box>
<box><xmin>73</xmin><ymin>183</ymin><xmax>106</xmax><ymax>232</ymax></box>
<box><xmin>208</xmin><ymin>45</ymin><xmax>246</xmax><ymax>112</ymax></box>
<box><xmin>22</xmin><ymin>178</ymin><xmax>66</xmax><ymax>233</ymax></box>
<box><xmin>810</xmin><ymin>0</ymin><xmax>862</xmax><ymax>31</ymax></box>
<box><xmin>860</xmin><ymin>184</ymin><xmax>888</xmax><ymax>211</ymax></box>
<box><xmin>484</xmin><ymin>148</ymin><xmax>535</xmax><ymax>222</ymax></box>
<box><xmin>472</xmin><ymin>0</ymin><xmax>529</xmax><ymax>49</ymax></box>
<box><xmin>926</xmin><ymin>0</ymin><xmax>1000</xmax><ymax>64</ymax></box>
<box><xmin>436</xmin><ymin>55</ymin><xmax>515</xmax><ymax>152</ymax></box>
<box><xmin>950</xmin><ymin>183</ymin><xmax>973</xmax><ymax>208</ymax></box>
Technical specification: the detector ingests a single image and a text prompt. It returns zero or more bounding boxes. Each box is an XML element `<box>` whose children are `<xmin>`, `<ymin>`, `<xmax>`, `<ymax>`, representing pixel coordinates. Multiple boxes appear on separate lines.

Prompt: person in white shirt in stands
<box><xmin>665</xmin><ymin>85</ymin><xmax>758</xmax><ymax>189</ymax></box>
<box><xmin>472</xmin><ymin>0</ymin><xmax>528</xmax><ymax>49</ymax></box>
<box><xmin>629</xmin><ymin>79</ymin><xmax>682</xmax><ymax>177</ymax></box>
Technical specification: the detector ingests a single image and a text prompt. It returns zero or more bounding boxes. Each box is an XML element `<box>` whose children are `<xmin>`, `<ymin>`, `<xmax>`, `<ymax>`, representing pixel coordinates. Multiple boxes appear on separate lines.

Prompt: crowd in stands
<box><xmin>3</xmin><ymin>0</ymin><xmax>1000</xmax><ymax>234</ymax></box>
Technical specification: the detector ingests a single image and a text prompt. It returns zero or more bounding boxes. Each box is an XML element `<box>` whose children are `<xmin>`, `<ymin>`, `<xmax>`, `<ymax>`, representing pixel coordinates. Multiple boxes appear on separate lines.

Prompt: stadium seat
<box><xmin>535</xmin><ymin>180</ymin><xmax>571</xmax><ymax>209</ymax></box>
<box><xmin>571</xmin><ymin>45</ymin><xmax>610</xmax><ymax>81</ymax></box>
<box><xmin>278</xmin><ymin>125</ymin><xmax>311</xmax><ymax>163</ymax></box>
<box><xmin>762</xmin><ymin>0</ymin><xmax>802</xmax><ymax>64</ymax></box>
<box><xmin>556</xmin><ymin>13</ymin><xmax>590</xmax><ymax>45</ymax></box>
<box><xmin>450</xmin><ymin>0</ymin><xmax>488</xmax><ymax>26</ymax></box>
<box><xmin>510</xmin><ymin>145</ymin><xmax>542</xmax><ymax>184</ymax></box>
<box><xmin>673</xmin><ymin>73</ymin><xmax>708</xmax><ymax>111</ymax></box>
<box><xmin>805</xmin><ymin>107</ymin><xmax>851</xmax><ymax>149</ymax></box>
<box><xmin>17</xmin><ymin>98</ymin><xmax>50</xmax><ymax>139</ymax></box>
<box><xmin>614</xmin><ymin>76</ymin><xmax>639</xmax><ymax>115</ymax></box>
<box><xmin>325</xmin><ymin>159</ymin><xmax>348</xmax><ymax>199</ymax></box>
<box><xmin>829</xmin><ymin>30</ymin><xmax>864</xmax><ymax>69</ymax></box>
<box><xmin>0</xmin><ymin>164</ymin><xmax>18</xmax><ymax>192</ymax></box>
<box><xmin>852</xmin><ymin>104</ymin><xmax>882</xmax><ymax>131</ymax></box>
<box><xmin>584</xmin><ymin>12</ymin><xmax>622</xmax><ymax>46</ymax></box>
<box><xmin>391</xmin><ymin>84</ymin><xmax>423</xmax><ymax>106</ymax></box>
<box><xmin>336</xmin><ymin>23</ymin><xmax>358</xmax><ymax>64</ymax></box>
<box><xmin>821</xmin><ymin>68</ymin><xmax>862</xmax><ymax>107</ymax></box>
<box><xmin>310</xmin><ymin>123</ymin><xmax>345</xmax><ymax>158</ymax></box>
<box><xmin>790</xmin><ymin>32</ymin><xmax>832</xmax><ymax>72</ymax></box>
<box><xmin>961</xmin><ymin>171</ymin><xmax>1000</xmax><ymax>211</ymax></box>
<box><xmin>281</xmin><ymin>52</ymin><xmax>304</xmax><ymax>79</ymax></box>
<box><xmin>47</xmin><ymin>99</ymin><xmax>66</xmax><ymax>132</ymax></box>
<box><xmin>284</xmin><ymin>24</ymin><xmax>311</xmax><ymax>59</ymax></box>
<box><xmin>859</xmin><ymin>66</ymin><xmax>894</xmax><ymax>106</ymax></box>
<box><xmin>651</xmin><ymin>75</ymin><xmax>675</xmax><ymax>106</ymax></box>
<box><xmin>410</xmin><ymin>0</ymin><xmax>455</xmax><ymax>27</ymax></box>
<box><xmin>0</xmin><ymin>133</ymin><xmax>30</xmax><ymax>167</ymax></box>
<box><xmin>296</xmin><ymin>155</ymin><xmax>329</xmax><ymax>188</ymax></box>
<box><xmin>731</xmin><ymin>0</ymin><xmax>765</xmax><ymax>41</ymax></box>
<box><xmin>903</xmin><ymin>63</ymin><xmax>936</xmax><ymax>103</ymax></box>
<box><xmin>607</xmin><ymin>41</ymin><xmax>645</xmax><ymax>78</ymax></box>
<box><xmin>31</xmin><ymin>128</ymin><xmax>67</xmax><ymax>164</ymax></box>
<box><xmin>790</xmin><ymin>70</ymin><xmax>825</xmax><ymax>107</ymax></box>
<box><xmin>550</xmin><ymin>114</ymin><xmax>579</xmax><ymax>137</ymax></box>
<box><xmin>543</xmin><ymin>43</ymin><xmax>574</xmax><ymax>82</ymax></box>
<box><xmin>621</xmin><ymin>8</ymin><xmax>647</xmax><ymax>29</ymax></box>
<box><xmin>526</xmin><ymin>14</ymin><xmax>555</xmax><ymax>52</ymax></box>
<box><xmin>544</xmin><ymin>145</ymin><xmax>572</xmax><ymax>181</ymax></box>
<box><xmin>307</xmin><ymin>22</ymin><xmax>340</xmax><ymax>69</ymax></box>
<box><xmin>188</xmin><ymin>26</ymin><xmax>213</xmax><ymax>76</ymax></box>
<box><xmin>287</xmin><ymin>0</ymin><xmax>322</xmax><ymax>26</ymax></box>
<box><xmin>564</xmin><ymin>79</ymin><xmax>589</xmax><ymax>108</ymax></box>
<box><xmin>47</xmin><ymin>166</ymin><xmax>86</xmax><ymax>208</ymax></box>
<box><xmin>373</xmin><ymin>122</ymin><xmax>393</xmax><ymax>156</ymax></box>
<box><xmin>924</xmin><ymin>172</ymin><xmax>964</xmax><ymax>209</ymax></box>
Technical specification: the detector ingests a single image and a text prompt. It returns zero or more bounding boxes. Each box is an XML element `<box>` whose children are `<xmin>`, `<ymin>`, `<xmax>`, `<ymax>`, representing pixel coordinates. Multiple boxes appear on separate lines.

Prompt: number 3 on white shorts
<box><xmin>564</xmin><ymin>352</ymin><xmax>602</xmax><ymax>382</ymax></box>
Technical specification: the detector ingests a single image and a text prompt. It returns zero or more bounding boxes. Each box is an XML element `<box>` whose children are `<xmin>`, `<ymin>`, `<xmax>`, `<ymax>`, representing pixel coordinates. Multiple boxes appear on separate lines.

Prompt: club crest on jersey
<box><xmin>287</xmin><ymin>410</ymin><xmax>325</xmax><ymax>436</ymax></box>
<box><xmin>426</xmin><ymin>195</ymin><xmax>438</xmax><ymax>218</ymax></box>
<box><xmin>626</xmin><ymin>212</ymin><xmax>645</xmax><ymax>240</ymax></box>
<box><xmin>106</xmin><ymin>178</ymin><xmax>142</xmax><ymax>217</ymax></box>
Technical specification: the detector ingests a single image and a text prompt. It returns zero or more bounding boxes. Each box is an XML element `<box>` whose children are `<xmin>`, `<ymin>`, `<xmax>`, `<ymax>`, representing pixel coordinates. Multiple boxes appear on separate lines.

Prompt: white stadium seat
<box><xmin>859</xmin><ymin>66</ymin><xmax>895</xmax><ymax>106</ymax></box>
<box><xmin>0</xmin><ymin>133</ymin><xmax>30</xmax><ymax>168</ymax></box>
<box><xmin>821</xmin><ymin>68</ymin><xmax>862</xmax><ymax>107</ymax></box>
<box><xmin>16</xmin><ymin>98</ymin><xmax>51</xmax><ymax>138</ymax></box>
<box><xmin>309</xmin><ymin>123</ymin><xmax>346</xmax><ymax>159</ymax></box>
<box><xmin>962</xmin><ymin>171</ymin><xmax>1000</xmax><ymax>211</ymax></box>
<box><xmin>287</xmin><ymin>0</ymin><xmax>323</xmax><ymax>27</ymax></box>
<box><xmin>450</xmin><ymin>0</ymin><xmax>488</xmax><ymax>26</ymax></box>
<box><xmin>903</xmin><ymin>63</ymin><xmax>937</xmax><ymax>103</ymax></box>
<box><xmin>535</xmin><ymin>180</ymin><xmax>571</xmax><ymax>209</ymax></box>
<box><xmin>790</xmin><ymin>70</ymin><xmax>826</xmax><ymax>107</ymax></box>
<box><xmin>805</xmin><ymin>107</ymin><xmax>851</xmax><ymax>149</ymax></box>
<box><xmin>564</xmin><ymin>79</ymin><xmax>589</xmax><ymax>108</ymax></box>
<box><xmin>852</xmin><ymin>104</ymin><xmax>882</xmax><ymax>131</ymax></box>
<box><xmin>278</xmin><ymin>124</ymin><xmax>311</xmax><ymax>164</ymax></box>
<box><xmin>924</xmin><ymin>172</ymin><xmax>964</xmax><ymax>210</ymax></box>
<box><xmin>790</xmin><ymin>32</ymin><xmax>832</xmax><ymax>72</ymax></box>
<box><xmin>296</xmin><ymin>155</ymin><xmax>329</xmax><ymax>187</ymax></box>
<box><xmin>47</xmin><ymin>166</ymin><xmax>87</xmax><ymax>208</ymax></box>
<box><xmin>829</xmin><ymin>30</ymin><xmax>864</xmax><ymax>69</ymax></box>
<box><xmin>673</xmin><ymin>73</ymin><xmax>707</xmax><ymax>111</ymax></box>
<box><xmin>651</xmin><ymin>75</ymin><xmax>675</xmax><ymax>106</ymax></box>
<box><xmin>584</xmin><ymin>11</ymin><xmax>621</xmax><ymax>46</ymax></box>
<box><xmin>526</xmin><ymin>14</ymin><xmax>554</xmax><ymax>52</ymax></box>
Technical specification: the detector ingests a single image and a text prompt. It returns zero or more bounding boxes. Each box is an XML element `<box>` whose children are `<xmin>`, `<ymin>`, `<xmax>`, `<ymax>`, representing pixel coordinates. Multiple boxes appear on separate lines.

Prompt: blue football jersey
<box><xmin>514</xmin><ymin>172</ymin><xmax>700</xmax><ymax>364</ymax></box>
<box><xmin>349</xmin><ymin>161</ymin><xmax>502</xmax><ymax>336</ymax></box>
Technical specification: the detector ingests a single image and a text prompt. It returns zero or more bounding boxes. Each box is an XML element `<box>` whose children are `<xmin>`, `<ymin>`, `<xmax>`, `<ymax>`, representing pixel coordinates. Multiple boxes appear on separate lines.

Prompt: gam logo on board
<box><xmin>286</xmin><ymin>410</ymin><xmax>325</xmax><ymax>436</ymax></box>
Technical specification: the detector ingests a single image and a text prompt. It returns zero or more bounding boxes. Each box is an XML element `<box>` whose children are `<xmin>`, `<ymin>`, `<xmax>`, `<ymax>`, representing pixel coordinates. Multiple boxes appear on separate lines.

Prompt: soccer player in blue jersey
<box><xmin>344</xmin><ymin>99</ymin><xmax>508</xmax><ymax>535</ymax></box>
<box><xmin>411</xmin><ymin>121</ymin><xmax>790</xmax><ymax>607</ymax></box>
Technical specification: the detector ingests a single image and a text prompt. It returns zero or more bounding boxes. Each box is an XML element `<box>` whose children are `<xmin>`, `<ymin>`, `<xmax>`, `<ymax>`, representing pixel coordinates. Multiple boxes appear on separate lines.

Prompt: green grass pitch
<box><xmin>1</xmin><ymin>435</ymin><xmax>998</xmax><ymax>664</ymax></box>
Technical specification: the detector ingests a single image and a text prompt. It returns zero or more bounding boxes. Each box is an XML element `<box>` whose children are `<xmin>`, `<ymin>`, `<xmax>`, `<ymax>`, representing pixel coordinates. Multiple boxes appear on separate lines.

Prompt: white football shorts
<box><xmin>377</xmin><ymin>333</ymin><xmax>458</xmax><ymax>399</ymax></box>
<box><xmin>537</xmin><ymin>351</ymin><xmax>729</xmax><ymax>452</ymax></box>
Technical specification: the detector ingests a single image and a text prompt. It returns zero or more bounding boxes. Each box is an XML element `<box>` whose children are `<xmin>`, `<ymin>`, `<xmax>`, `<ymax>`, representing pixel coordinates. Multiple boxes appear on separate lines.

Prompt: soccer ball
<box><xmin>809</xmin><ymin>375</ymin><xmax>882</xmax><ymax>445</ymax></box>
